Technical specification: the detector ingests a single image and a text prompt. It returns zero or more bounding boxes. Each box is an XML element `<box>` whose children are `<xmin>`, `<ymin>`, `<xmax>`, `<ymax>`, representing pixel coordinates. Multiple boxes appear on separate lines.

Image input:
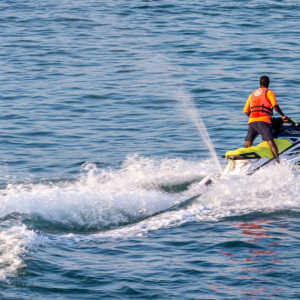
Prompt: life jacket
<box><xmin>250</xmin><ymin>88</ymin><xmax>273</xmax><ymax>118</ymax></box>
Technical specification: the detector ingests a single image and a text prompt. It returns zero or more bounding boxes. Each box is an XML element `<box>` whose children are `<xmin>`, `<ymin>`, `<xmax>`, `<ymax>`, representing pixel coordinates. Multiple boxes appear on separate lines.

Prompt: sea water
<box><xmin>1</xmin><ymin>1</ymin><xmax>300</xmax><ymax>299</ymax></box>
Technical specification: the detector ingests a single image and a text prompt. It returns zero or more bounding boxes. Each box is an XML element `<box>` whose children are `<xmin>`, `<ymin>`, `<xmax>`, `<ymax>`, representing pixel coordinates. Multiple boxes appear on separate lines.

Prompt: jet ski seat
<box><xmin>225</xmin><ymin>139</ymin><xmax>292</xmax><ymax>160</ymax></box>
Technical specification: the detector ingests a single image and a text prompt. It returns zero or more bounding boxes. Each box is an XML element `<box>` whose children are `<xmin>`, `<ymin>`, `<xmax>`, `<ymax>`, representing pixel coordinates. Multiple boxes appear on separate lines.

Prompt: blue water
<box><xmin>1</xmin><ymin>0</ymin><xmax>300</xmax><ymax>299</ymax></box>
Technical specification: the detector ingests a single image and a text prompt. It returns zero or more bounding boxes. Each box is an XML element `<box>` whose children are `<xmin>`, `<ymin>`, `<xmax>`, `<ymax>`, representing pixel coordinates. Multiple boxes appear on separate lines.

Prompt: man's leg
<box><xmin>267</xmin><ymin>140</ymin><xmax>280</xmax><ymax>162</ymax></box>
<box><xmin>256</xmin><ymin>122</ymin><xmax>280</xmax><ymax>162</ymax></box>
<box><xmin>245</xmin><ymin>123</ymin><xmax>258</xmax><ymax>148</ymax></box>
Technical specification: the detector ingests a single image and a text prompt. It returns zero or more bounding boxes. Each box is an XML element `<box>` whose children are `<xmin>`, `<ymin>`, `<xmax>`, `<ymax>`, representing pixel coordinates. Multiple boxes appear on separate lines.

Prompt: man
<box><xmin>244</xmin><ymin>76</ymin><xmax>289</xmax><ymax>162</ymax></box>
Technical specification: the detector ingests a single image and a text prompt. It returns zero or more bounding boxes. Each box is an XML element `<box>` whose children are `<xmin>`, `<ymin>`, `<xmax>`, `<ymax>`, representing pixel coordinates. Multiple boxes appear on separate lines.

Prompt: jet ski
<box><xmin>201</xmin><ymin>118</ymin><xmax>300</xmax><ymax>185</ymax></box>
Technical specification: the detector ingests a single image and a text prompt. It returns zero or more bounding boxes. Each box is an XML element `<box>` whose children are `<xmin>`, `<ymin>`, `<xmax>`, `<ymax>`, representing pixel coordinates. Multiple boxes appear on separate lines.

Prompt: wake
<box><xmin>0</xmin><ymin>155</ymin><xmax>300</xmax><ymax>280</ymax></box>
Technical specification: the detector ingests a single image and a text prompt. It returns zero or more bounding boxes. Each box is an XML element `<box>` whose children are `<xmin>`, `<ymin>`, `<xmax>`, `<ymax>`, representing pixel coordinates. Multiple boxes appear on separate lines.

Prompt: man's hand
<box><xmin>282</xmin><ymin>115</ymin><xmax>290</xmax><ymax>122</ymax></box>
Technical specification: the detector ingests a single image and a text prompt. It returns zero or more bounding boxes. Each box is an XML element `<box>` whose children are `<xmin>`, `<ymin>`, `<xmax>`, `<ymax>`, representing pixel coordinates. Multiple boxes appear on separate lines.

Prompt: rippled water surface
<box><xmin>1</xmin><ymin>0</ymin><xmax>300</xmax><ymax>299</ymax></box>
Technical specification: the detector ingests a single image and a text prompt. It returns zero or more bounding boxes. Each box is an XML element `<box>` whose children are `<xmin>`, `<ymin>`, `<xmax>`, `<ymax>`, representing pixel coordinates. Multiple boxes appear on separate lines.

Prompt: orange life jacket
<box><xmin>250</xmin><ymin>88</ymin><xmax>273</xmax><ymax>118</ymax></box>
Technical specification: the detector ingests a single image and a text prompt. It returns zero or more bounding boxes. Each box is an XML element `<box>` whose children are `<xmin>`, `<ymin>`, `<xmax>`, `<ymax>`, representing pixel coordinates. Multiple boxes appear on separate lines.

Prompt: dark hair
<box><xmin>260</xmin><ymin>76</ymin><xmax>270</xmax><ymax>88</ymax></box>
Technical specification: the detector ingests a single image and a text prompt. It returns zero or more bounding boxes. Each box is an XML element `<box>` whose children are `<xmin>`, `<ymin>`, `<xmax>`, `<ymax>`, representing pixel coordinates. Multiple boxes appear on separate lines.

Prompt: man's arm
<box><xmin>273</xmin><ymin>105</ymin><xmax>289</xmax><ymax>122</ymax></box>
<box><xmin>244</xmin><ymin>95</ymin><xmax>251</xmax><ymax>117</ymax></box>
<box><xmin>268</xmin><ymin>90</ymin><xmax>289</xmax><ymax>122</ymax></box>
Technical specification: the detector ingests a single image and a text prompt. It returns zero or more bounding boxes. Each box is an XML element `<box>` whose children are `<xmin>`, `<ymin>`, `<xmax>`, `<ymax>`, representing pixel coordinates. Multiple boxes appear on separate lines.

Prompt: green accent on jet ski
<box><xmin>225</xmin><ymin>139</ymin><xmax>292</xmax><ymax>159</ymax></box>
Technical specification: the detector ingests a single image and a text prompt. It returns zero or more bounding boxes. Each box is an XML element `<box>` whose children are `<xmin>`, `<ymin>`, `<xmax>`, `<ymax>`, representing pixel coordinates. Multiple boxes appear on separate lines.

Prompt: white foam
<box><xmin>0</xmin><ymin>156</ymin><xmax>215</xmax><ymax>228</ymax></box>
<box><xmin>0</xmin><ymin>224</ymin><xmax>38</xmax><ymax>281</ymax></box>
<box><xmin>88</xmin><ymin>162</ymin><xmax>300</xmax><ymax>239</ymax></box>
<box><xmin>88</xmin><ymin>155</ymin><xmax>217</xmax><ymax>187</ymax></box>
<box><xmin>2</xmin><ymin>156</ymin><xmax>299</xmax><ymax>243</ymax></box>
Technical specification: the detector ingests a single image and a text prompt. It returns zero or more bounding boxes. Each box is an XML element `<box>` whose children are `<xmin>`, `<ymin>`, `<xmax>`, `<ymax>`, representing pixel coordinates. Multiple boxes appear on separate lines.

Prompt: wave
<box><xmin>94</xmin><ymin>163</ymin><xmax>300</xmax><ymax>238</ymax></box>
<box><xmin>0</xmin><ymin>156</ymin><xmax>215</xmax><ymax>231</ymax></box>
<box><xmin>0</xmin><ymin>224</ymin><xmax>41</xmax><ymax>281</ymax></box>
<box><xmin>0</xmin><ymin>155</ymin><xmax>215</xmax><ymax>280</ymax></box>
<box><xmin>1</xmin><ymin>156</ymin><xmax>299</xmax><ymax>236</ymax></box>
<box><xmin>88</xmin><ymin>161</ymin><xmax>300</xmax><ymax>240</ymax></box>
<box><xmin>0</xmin><ymin>156</ymin><xmax>300</xmax><ymax>280</ymax></box>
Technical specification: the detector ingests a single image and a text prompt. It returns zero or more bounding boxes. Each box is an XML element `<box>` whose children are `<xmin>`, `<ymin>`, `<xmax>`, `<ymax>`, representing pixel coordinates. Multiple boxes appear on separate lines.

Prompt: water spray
<box><xmin>174</xmin><ymin>84</ymin><xmax>223</xmax><ymax>173</ymax></box>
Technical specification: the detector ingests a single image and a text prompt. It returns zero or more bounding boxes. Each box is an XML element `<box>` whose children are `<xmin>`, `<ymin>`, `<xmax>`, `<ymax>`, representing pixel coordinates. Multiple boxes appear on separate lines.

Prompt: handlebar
<box><xmin>271</xmin><ymin>117</ymin><xmax>300</xmax><ymax>131</ymax></box>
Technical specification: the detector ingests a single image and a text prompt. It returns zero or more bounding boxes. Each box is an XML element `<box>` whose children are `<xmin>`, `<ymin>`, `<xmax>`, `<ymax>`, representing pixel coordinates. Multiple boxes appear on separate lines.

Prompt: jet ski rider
<box><xmin>243</xmin><ymin>76</ymin><xmax>289</xmax><ymax>163</ymax></box>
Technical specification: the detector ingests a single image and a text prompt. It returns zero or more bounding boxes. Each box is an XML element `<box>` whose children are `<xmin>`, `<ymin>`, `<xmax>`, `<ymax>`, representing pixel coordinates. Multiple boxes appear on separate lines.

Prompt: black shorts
<box><xmin>245</xmin><ymin>121</ymin><xmax>274</xmax><ymax>142</ymax></box>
